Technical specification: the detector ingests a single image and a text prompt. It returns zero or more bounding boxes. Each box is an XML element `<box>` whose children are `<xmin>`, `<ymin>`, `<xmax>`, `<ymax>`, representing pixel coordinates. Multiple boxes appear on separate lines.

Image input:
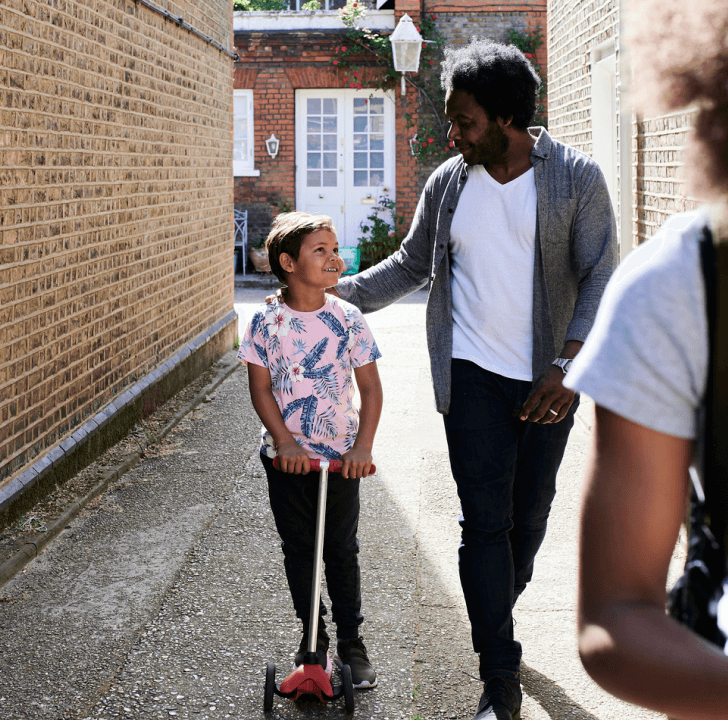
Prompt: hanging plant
<box><xmin>333</xmin><ymin>3</ymin><xmax>454</xmax><ymax>167</ymax></box>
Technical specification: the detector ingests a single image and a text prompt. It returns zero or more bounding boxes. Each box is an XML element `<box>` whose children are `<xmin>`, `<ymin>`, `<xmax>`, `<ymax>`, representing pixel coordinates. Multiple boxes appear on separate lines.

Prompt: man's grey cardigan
<box><xmin>337</xmin><ymin>127</ymin><xmax>617</xmax><ymax>415</ymax></box>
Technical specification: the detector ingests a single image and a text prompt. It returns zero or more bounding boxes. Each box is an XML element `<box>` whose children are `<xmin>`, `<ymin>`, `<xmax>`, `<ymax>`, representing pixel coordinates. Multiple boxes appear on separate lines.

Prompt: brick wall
<box><xmin>0</xmin><ymin>0</ymin><xmax>235</xmax><ymax>489</ymax></box>
<box><xmin>233</xmin><ymin>1</ymin><xmax>546</xmax><ymax>245</ymax></box>
<box><xmin>433</xmin><ymin>6</ymin><xmax>545</xmax><ymax>48</ymax></box>
<box><xmin>634</xmin><ymin>111</ymin><xmax>698</xmax><ymax>244</ymax></box>
<box><xmin>233</xmin><ymin>29</ymin><xmax>421</xmax><ymax>241</ymax></box>
<box><xmin>547</xmin><ymin>0</ymin><xmax>699</xmax><ymax>250</ymax></box>
<box><xmin>547</xmin><ymin>0</ymin><xmax>617</xmax><ymax>154</ymax></box>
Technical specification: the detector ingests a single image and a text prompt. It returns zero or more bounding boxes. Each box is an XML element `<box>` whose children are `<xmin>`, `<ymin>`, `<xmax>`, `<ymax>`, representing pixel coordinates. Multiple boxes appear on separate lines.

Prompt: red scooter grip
<box><xmin>272</xmin><ymin>457</ymin><xmax>376</xmax><ymax>475</ymax></box>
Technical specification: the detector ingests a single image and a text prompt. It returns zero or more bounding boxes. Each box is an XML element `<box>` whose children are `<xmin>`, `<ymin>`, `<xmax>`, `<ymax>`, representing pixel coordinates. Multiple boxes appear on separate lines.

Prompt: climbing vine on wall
<box><xmin>333</xmin><ymin>4</ymin><xmax>547</xmax><ymax>165</ymax></box>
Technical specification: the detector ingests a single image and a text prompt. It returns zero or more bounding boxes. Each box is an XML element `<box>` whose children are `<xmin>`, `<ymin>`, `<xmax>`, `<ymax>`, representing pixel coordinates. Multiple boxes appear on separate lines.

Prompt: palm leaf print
<box><xmin>300</xmin><ymin>395</ymin><xmax>318</xmax><ymax>437</ymax></box>
<box><xmin>270</xmin><ymin>358</ymin><xmax>292</xmax><ymax>395</ymax></box>
<box><xmin>282</xmin><ymin>397</ymin><xmax>307</xmax><ymax>421</ymax></box>
<box><xmin>301</xmin><ymin>338</ymin><xmax>329</xmax><ymax>370</ymax></box>
<box><xmin>313</xmin><ymin>373</ymin><xmax>338</xmax><ymax>403</ymax></box>
<box><xmin>250</xmin><ymin>311</ymin><xmax>264</xmax><ymax>339</ymax></box>
<box><xmin>304</xmin><ymin>364</ymin><xmax>334</xmax><ymax>379</ymax></box>
<box><xmin>337</xmin><ymin>335</ymin><xmax>349</xmax><ymax>360</ymax></box>
<box><xmin>347</xmin><ymin>317</ymin><xmax>365</xmax><ymax>336</ymax></box>
<box><xmin>317</xmin><ymin>311</ymin><xmax>346</xmax><ymax>338</ymax></box>
<box><xmin>343</xmin><ymin>417</ymin><xmax>358</xmax><ymax>451</ymax></box>
<box><xmin>289</xmin><ymin>316</ymin><xmax>305</xmax><ymax>333</ymax></box>
<box><xmin>313</xmin><ymin>406</ymin><xmax>337</xmax><ymax>439</ymax></box>
<box><xmin>308</xmin><ymin>443</ymin><xmax>341</xmax><ymax>461</ymax></box>
<box><xmin>254</xmin><ymin>342</ymin><xmax>268</xmax><ymax>366</ymax></box>
<box><xmin>369</xmin><ymin>343</ymin><xmax>381</xmax><ymax>362</ymax></box>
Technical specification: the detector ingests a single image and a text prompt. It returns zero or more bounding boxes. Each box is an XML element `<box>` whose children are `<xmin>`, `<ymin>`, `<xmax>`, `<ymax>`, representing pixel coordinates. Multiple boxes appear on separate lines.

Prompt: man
<box><xmin>335</xmin><ymin>40</ymin><xmax>616</xmax><ymax>720</ymax></box>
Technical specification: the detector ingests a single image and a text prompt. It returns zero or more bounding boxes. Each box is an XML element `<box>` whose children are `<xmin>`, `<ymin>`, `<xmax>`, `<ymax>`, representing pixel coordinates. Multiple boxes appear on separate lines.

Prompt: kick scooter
<box><xmin>263</xmin><ymin>457</ymin><xmax>376</xmax><ymax>715</ymax></box>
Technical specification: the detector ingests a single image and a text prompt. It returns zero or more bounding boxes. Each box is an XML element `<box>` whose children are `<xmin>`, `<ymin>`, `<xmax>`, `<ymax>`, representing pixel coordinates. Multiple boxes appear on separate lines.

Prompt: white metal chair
<box><xmin>234</xmin><ymin>209</ymin><xmax>248</xmax><ymax>274</ymax></box>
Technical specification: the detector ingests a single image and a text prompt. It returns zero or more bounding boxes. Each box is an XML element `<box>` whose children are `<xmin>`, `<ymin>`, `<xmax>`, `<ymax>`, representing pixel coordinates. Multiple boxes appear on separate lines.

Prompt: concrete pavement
<box><xmin>0</xmin><ymin>284</ymin><xmax>676</xmax><ymax>719</ymax></box>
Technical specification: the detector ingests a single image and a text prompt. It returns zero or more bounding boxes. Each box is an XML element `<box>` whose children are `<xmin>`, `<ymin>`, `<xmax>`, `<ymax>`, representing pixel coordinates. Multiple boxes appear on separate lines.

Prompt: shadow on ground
<box><xmin>522</xmin><ymin>662</ymin><xmax>602</xmax><ymax>720</ymax></box>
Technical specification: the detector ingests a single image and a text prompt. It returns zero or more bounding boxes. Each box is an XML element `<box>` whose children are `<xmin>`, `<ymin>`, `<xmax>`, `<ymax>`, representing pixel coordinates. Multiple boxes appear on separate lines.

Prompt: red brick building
<box><xmin>233</xmin><ymin>0</ymin><xmax>547</xmax><ymax>254</ymax></box>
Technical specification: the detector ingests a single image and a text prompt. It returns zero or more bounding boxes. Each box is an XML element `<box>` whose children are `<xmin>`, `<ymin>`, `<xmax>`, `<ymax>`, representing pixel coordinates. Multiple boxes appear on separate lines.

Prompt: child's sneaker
<box><xmin>335</xmin><ymin>637</ymin><xmax>378</xmax><ymax>688</ymax></box>
<box><xmin>294</xmin><ymin>625</ymin><xmax>332</xmax><ymax>676</ymax></box>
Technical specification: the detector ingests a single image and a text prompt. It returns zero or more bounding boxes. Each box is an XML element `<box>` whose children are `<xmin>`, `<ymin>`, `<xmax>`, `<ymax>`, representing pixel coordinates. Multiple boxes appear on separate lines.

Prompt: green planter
<box><xmin>339</xmin><ymin>247</ymin><xmax>361</xmax><ymax>275</ymax></box>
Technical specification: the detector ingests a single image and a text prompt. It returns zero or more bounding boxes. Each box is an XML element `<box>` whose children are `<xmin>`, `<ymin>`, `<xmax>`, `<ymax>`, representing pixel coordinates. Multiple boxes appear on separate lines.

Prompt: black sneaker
<box><xmin>294</xmin><ymin>624</ymin><xmax>331</xmax><ymax>675</ymax></box>
<box><xmin>335</xmin><ymin>637</ymin><xmax>377</xmax><ymax>689</ymax></box>
<box><xmin>474</xmin><ymin>676</ymin><xmax>522</xmax><ymax>720</ymax></box>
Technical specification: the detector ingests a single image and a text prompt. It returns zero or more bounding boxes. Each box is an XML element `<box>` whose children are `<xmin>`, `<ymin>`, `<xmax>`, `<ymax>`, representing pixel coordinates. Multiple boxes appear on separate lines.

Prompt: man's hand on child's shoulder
<box><xmin>340</xmin><ymin>447</ymin><xmax>374</xmax><ymax>480</ymax></box>
<box><xmin>276</xmin><ymin>441</ymin><xmax>311</xmax><ymax>475</ymax></box>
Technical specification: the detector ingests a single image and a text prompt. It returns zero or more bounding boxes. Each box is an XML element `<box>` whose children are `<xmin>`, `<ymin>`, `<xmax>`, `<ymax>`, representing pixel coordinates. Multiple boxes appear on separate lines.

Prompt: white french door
<box><xmin>295</xmin><ymin>89</ymin><xmax>396</xmax><ymax>246</ymax></box>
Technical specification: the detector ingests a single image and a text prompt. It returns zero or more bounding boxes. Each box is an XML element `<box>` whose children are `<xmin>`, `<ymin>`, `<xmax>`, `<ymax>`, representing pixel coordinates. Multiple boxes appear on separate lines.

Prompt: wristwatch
<box><xmin>552</xmin><ymin>358</ymin><xmax>573</xmax><ymax>374</ymax></box>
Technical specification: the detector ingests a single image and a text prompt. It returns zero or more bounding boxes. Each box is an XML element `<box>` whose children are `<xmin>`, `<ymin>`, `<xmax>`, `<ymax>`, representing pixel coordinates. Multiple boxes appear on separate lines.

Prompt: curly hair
<box><xmin>264</xmin><ymin>212</ymin><xmax>337</xmax><ymax>284</ymax></box>
<box><xmin>628</xmin><ymin>0</ymin><xmax>728</xmax><ymax>197</ymax></box>
<box><xmin>440</xmin><ymin>39</ymin><xmax>540</xmax><ymax>130</ymax></box>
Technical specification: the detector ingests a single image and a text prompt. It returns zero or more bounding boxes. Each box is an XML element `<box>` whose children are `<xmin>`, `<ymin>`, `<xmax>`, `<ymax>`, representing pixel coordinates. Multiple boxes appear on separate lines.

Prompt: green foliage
<box><xmin>233</xmin><ymin>0</ymin><xmax>287</xmax><ymax>10</ymax></box>
<box><xmin>334</xmin><ymin>5</ymin><xmax>454</xmax><ymax>166</ymax></box>
<box><xmin>301</xmin><ymin>0</ymin><xmax>321</xmax><ymax>9</ymax></box>
<box><xmin>277</xmin><ymin>197</ymin><xmax>293</xmax><ymax>213</ymax></box>
<box><xmin>506</xmin><ymin>27</ymin><xmax>547</xmax><ymax>126</ymax></box>
<box><xmin>357</xmin><ymin>197</ymin><xmax>406</xmax><ymax>264</ymax></box>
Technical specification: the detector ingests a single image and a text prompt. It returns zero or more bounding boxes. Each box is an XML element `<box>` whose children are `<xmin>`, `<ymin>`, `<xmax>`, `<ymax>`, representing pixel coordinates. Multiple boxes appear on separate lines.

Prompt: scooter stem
<box><xmin>307</xmin><ymin>460</ymin><xmax>329</xmax><ymax>653</ymax></box>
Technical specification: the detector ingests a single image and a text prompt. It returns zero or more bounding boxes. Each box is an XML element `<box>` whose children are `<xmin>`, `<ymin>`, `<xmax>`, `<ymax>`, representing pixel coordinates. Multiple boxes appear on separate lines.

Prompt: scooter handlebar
<box><xmin>272</xmin><ymin>457</ymin><xmax>376</xmax><ymax>475</ymax></box>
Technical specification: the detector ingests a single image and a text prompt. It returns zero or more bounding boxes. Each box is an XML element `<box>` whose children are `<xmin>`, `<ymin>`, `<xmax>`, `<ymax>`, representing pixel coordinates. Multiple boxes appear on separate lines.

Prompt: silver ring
<box><xmin>548</xmin><ymin>408</ymin><xmax>558</xmax><ymax>416</ymax></box>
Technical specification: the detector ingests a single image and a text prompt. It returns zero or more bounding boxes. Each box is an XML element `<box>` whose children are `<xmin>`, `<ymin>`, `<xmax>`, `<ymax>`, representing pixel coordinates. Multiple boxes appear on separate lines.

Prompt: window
<box><xmin>233</xmin><ymin>90</ymin><xmax>259</xmax><ymax>177</ymax></box>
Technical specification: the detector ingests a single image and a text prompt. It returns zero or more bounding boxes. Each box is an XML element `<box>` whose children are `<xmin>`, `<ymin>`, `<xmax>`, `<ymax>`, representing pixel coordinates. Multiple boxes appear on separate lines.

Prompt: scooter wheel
<box><xmin>264</xmin><ymin>662</ymin><xmax>276</xmax><ymax>712</ymax></box>
<box><xmin>342</xmin><ymin>663</ymin><xmax>355</xmax><ymax>715</ymax></box>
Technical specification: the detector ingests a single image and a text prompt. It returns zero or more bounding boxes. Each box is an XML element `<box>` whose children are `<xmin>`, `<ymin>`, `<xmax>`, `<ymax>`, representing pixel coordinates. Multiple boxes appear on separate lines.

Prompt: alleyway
<box><xmin>0</xmin><ymin>287</ymin><xmax>671</xmax><ymax>720</ymax></box>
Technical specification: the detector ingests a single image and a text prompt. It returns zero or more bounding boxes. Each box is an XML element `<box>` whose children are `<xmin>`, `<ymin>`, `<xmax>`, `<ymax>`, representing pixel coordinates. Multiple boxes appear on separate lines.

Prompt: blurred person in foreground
<box><xmin>565</xmin><ymin>1</ymin><xmax>728</xmax><ymax>716</ymax></box>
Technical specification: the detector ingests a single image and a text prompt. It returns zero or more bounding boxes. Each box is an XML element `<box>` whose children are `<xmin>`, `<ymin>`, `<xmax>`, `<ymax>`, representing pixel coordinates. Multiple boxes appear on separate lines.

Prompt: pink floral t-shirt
<box><xmin>238</xmin><ymin>295</ymin><xmax>381</xmax><ymax>461</ymax></box>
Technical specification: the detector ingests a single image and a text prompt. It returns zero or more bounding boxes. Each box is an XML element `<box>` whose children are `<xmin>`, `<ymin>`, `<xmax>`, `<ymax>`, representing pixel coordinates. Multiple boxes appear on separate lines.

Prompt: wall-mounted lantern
<box><xmin>265</xmin><ymin>134</ymin><xmax>280</xmax><ymax>159</ymax></box>
<box><xmin>389</xmin><ymin>14</ymin><xmax>423</xmax><ymax>96</ymax></box>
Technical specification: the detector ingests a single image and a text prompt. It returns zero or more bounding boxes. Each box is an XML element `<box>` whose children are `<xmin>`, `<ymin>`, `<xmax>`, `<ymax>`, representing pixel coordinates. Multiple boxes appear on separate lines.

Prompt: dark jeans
<box><xmin>443</xmin><ymin>360</ymin><xmax>578</xmax><ymax>680</ymax></box>
<box><xmin>261</xmin><ymin>454</ymin><xmax>363</xmax><ymax>638</ymax></box>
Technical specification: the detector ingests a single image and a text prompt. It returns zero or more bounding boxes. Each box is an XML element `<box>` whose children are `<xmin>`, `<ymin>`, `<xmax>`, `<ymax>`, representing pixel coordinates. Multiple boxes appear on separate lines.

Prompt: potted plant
<box><xmin>357</xmin><ymin>197</ymin><xmax>405</xmax><ymax>270</ymax></box>
<box><xmin>248</xmin><ymin>238</ymin><xmax>271</xmax><ymax>274</ymax></box>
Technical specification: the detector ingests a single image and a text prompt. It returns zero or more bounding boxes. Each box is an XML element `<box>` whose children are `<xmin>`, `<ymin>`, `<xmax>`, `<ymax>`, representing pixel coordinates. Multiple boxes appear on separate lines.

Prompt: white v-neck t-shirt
<box><xmin>449</xmin><ymin>164</ymin><xmax>537</xmax><ymax>381</ymax></box>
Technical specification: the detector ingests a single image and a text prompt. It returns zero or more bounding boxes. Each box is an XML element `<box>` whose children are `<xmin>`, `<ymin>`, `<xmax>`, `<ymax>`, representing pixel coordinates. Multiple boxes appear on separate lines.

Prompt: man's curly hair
<box><xmin>628</xmin><ymin>0</ymin><xmax>728</xmax><ymax>197</ymax></box>
<box><xmin>440</xmin><ymin>39</ymin><xmax>540</xmax><ymax>130</ymax></box>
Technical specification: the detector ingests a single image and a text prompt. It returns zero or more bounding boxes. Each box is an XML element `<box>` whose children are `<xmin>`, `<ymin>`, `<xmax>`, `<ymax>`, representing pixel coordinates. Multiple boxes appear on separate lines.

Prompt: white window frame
<box><xmin>233</xmin><ymin>89</ymin><xmax>259</xmax><ymax>177</ymax></box>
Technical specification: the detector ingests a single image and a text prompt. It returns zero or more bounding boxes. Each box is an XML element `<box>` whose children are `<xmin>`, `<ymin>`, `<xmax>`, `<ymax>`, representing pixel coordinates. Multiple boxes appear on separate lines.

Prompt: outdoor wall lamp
<box><xmin>389</xmin><ymin>14</ymin><xmax>423</xmax><ymax>96</ymax></box>
<box><xmin>265</xmin><ymin>134</ymin><xmax>280</xmax><ymax>158</ymax></box>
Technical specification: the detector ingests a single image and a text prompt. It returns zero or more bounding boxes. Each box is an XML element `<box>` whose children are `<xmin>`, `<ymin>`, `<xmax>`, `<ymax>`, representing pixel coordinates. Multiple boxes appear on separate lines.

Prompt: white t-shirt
<box><xmin>450</xmin><ymin>165</ymin><xmax>537</xmax><ymax>381</ymax></box>
<box><xmin>565</xmin><ymin>210</ymin><xmax>709</xmax><ymax>439</ymax></box>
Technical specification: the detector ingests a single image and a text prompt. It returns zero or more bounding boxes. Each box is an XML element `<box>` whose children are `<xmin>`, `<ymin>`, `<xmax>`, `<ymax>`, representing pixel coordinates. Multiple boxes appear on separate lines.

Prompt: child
<box><xmin>238</xmin><ymin>212</ymin><xmax>383</xmax><ymax>688</ymax></box>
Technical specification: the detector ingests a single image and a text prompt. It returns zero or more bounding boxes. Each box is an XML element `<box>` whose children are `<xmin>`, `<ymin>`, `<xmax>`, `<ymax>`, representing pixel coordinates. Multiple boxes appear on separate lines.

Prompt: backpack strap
<box><xmin>703</xmin><ymin>211</ymin><xmax>728</xmax><ymax>560</ymax></box>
